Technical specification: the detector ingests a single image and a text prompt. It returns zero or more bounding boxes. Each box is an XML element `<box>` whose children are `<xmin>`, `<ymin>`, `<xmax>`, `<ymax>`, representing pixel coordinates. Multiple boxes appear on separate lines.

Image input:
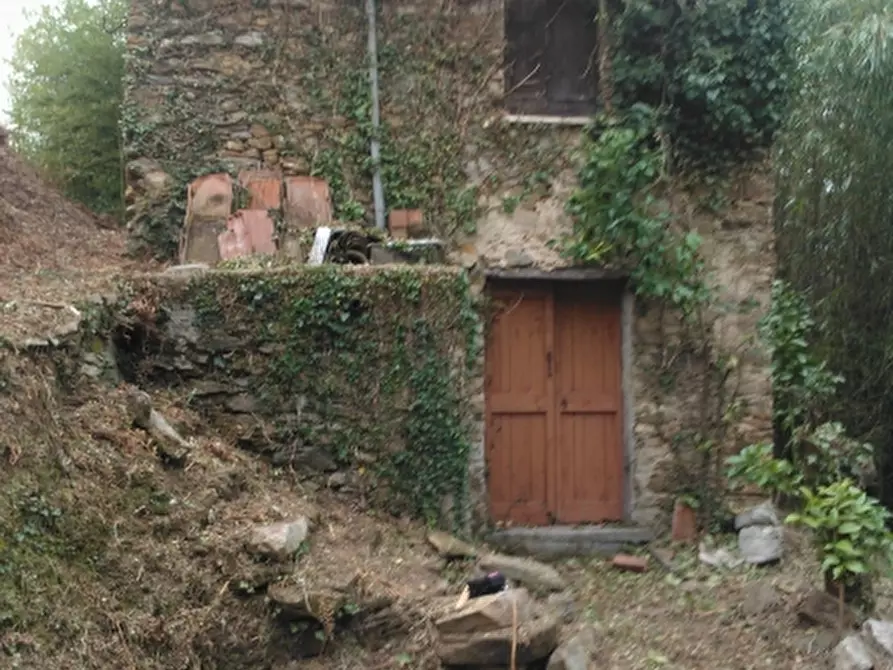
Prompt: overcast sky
<box><xmin>0</xmin><ymin>0</ymin><xmax>62</xmax><ymax>123</ymax></box>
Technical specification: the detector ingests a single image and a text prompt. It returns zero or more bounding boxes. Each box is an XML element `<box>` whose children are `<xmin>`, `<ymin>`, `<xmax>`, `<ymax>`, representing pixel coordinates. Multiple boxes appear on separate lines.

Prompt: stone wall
<box><xmin>114</xmin><ymin>265</ymin><xmax>480</xmax><ymax>530</ymax></box>
<box><xmin>124</xmin><ymin>0</ymin><xmax>775</xmax><ymax>527</ymax></box>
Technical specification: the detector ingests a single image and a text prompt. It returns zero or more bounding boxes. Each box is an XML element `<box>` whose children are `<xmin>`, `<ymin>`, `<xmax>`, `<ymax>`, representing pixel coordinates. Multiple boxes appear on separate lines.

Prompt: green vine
<box><xmin>563</xmin><ymin>105</ymin><xmax>711</xmax><ymax>317</ymax></box>
<box><xmin>125</xmin><ymin>266</ymin><xmax>478</xmax><ymax>530</ymax></box>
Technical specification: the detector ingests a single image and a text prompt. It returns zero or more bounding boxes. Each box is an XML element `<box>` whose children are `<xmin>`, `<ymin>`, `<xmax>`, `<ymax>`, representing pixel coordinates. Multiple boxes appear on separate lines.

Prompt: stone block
<box><xmin>478</xmin><ymin>553</ymin><xmax>566</xmax><ymax>592</ymax></box>
<box><xmin>436</xmin><ymin>610</ymin><xmax>560</xmax><ymax>666</ymax></box>
<box><xmin>834</xmin><ymin>634</ymin><xmax>873</xmax><ymax>670</ymax></box>
<box><xmin>546</xmin><ymin>626</ymin><xmax>599</xmax><ymax>670</ymax></box>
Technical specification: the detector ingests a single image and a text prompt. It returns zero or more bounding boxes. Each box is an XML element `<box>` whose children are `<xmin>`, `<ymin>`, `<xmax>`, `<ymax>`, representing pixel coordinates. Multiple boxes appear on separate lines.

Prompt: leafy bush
<box><xmin>786</xmin><ymin>480</ymin><xmax>893</xmax><ymax>589</ymax></box>
<box><xmin>725</xmin><ymin>442</ymin><xmax>802</xmax><ymax>499</ymax></box>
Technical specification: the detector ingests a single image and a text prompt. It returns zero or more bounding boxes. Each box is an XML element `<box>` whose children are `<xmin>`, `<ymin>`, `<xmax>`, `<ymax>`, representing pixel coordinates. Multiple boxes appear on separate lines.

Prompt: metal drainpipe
<box><xmin>365</xmin><ymin>0</ymin><xmax>386</xmax><ymax>231</ymax></box>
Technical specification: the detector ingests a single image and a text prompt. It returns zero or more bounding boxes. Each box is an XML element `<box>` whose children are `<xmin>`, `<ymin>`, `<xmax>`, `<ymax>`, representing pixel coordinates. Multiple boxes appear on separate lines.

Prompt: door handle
<box><xmin>546</xmin><ymin>351</ymin><xmax>553</xmax><ymax>377</ymax></box>
<box><xmin>560</xmin><ymin>398</ymin><xmax>567</xmax><ymax>410</ymax></box>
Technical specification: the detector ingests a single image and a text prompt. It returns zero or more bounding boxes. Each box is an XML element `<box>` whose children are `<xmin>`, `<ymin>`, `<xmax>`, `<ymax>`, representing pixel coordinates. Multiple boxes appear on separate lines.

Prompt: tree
<box><xmin>6</xmin><ymin>0</ymin><xmax>127</xmax><ymax>216</ymax></box>
<box><xmin>774</xmin><ymin>0</ymin><xmax>893</xmax><ymax>503</ymax></box>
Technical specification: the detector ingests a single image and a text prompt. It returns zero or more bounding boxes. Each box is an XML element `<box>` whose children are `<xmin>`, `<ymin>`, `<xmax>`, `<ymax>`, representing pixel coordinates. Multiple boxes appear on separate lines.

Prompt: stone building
<box><xmin>124</xmin><ymin>0</ymin><xmax>774</xmax><ymax>532</ymax></box>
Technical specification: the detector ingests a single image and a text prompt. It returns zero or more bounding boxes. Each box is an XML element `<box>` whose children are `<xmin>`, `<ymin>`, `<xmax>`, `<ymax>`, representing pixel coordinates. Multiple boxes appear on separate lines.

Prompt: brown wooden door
<box><xmin>485</xmin><ymin>282</ymin><xmax>624</xmax><ymax>526</ymax></box>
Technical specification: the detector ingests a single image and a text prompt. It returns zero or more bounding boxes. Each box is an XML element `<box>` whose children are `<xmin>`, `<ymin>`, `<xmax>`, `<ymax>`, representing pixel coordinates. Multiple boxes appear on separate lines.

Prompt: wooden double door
<box><xmin>485</xmin><ymin>281</ymin><xmax>625</xmax><ymax>526</ymax></box>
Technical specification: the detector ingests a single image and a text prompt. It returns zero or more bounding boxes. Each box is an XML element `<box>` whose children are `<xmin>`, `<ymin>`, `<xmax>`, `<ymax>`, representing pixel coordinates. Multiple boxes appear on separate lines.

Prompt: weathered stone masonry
<box><xmin>125</xmin><ymin>0</ymin><xmax>774</xmax><ymax>527</ymax></box>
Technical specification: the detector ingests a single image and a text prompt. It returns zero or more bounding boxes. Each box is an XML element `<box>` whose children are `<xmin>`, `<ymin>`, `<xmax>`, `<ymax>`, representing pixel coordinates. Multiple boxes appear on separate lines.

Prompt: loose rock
<box><xmin>547</xmin><ymin>625</ymin><xmax>599</xmax><ymax>670</ymax></box>
<box><xmin>437</xmin><ymin>609</ymin><xmax>560</xmax><ymax>666</ymax></box>
<box><xmin>478</xmin><ymin>553</ymin><xmax>566</xmax><ymax>593</ymax></box>
<box><xmin>247</xmin><ymin>518</ymin><xmax>309</xmax><ymax>561</ymax></box>
<box><xmin>427</xmin><ymin>530</ymin><xmax>477</xmax><ymax>560</ymax></box>
<box><xmin>863</xmin><ymin>619</ymin><xmax>893</xmax><ymax>657</ymax></box>
<box><xmin>435</xmin><ymin>588</ymin><xmax>531</xmax><ymax>635</ymax></box>
<box><xmin>734</xmin><ymin>501</ymin><xmax>781</xmax><ymax>529</ymax></box>
<box><xmin>834</xmin><ymin>634</ymin><xmax>874</xmax><ymax>670</ymax></box>
<box><xmin>738</xmin><ymin>525</ymin><xmax>783</xmax><ymax>565</ymax></box>
<box><xmin>698</xmin><ymin>544</ymin><xmax>744</xmax><ymax>570</ymax></box>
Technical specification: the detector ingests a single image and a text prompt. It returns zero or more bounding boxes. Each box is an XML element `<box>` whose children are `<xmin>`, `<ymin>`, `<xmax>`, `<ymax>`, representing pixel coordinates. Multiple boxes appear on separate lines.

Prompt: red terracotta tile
<box><xmin>611</xmin><ymin>554</ymin><xmax>649</xmax><ymax>573</ymax></box>
<box><xmin>238</xmin><ymin>209</ymin><xmax>277</xmax><ymax>255</ymax></box>
<box><xmin>187</xmin><ymin>173</ymin><xmax>233</xmax><ymax>220</ymax></box>
<box><xmin>218</xmin><ymin>216</ymin><xmax>252</xmax><ymax>261</ymax></box>
<box><xmin>218</xmin><ymin>210</ymin><xmax>277</xmax><ymax>260</ymax></box>
<box><xmin>239</xmin><ymin>169</ymin><xmax>283</xmax><ymax>210</ymax></box>
<box><xmin>284</xmin><ymin>176</ymin><xmax>333</xmax><ymax>229</ymax></box>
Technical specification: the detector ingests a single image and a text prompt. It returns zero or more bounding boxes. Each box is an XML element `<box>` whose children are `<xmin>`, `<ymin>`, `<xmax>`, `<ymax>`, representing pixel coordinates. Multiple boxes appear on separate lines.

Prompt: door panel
<box><xmin>553</xmin><ymin>286</ymin><xmax>624</xmax><ymax>523</ymax></box>
<box><xmin>485</xmin><ymin>289</ymin><xmax>553</xmax><ymax>525</ymax></box>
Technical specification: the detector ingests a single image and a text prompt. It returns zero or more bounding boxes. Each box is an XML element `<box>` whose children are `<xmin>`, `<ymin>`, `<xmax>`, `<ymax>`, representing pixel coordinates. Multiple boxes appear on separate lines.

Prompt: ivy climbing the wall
<box><xmin>562</xmin><ymin>104</ymin><xmax>711</xmax><ymax>317</ymax></box>
<box><xmin>123</xmin><ymin>266</ymin><xmax>479</xmax><ymax>530</ymax></box>
<box><xmin>612</xmin><ymin>0</ymin><xmax>792</xmax><ymax>171</ymax></box>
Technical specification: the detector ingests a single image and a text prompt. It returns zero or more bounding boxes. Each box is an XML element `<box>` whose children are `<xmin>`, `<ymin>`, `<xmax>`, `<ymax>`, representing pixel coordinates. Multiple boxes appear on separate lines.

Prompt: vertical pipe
<box><xmin>365</xmin><ymin>0</ymin><xmax>386</xmax><ymax>231</ymax></box>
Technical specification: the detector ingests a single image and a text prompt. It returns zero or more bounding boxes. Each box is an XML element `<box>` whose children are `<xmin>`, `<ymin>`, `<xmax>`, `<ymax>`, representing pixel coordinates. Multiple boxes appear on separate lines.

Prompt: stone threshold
<box><xmin>487</xmin><ymin>525</ymin><xmax>654</xmax><ymax>560</ymax></box>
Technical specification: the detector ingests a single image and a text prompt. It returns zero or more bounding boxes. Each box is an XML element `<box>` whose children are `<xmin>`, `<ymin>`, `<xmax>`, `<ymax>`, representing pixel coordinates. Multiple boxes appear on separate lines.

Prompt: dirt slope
<box><xmin>2</xmin><ymin>352</ymin><xmax>890</xmax><ymax>670</ymax></box>
<box><xmin>0</xmin><ymin>145</ymin><xmax>139</xmax><ymax>343</ymax></box>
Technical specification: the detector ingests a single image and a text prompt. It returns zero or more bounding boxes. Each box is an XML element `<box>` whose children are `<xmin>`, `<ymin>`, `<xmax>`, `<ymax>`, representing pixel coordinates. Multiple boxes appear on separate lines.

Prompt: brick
<box><xmin>611</xmin><ymin>554</ymin><xmax>648</xmax><ymax>573</ymax></box>
<box><xmin>671</xmin><ymin>500</ymin><xmax>697</xmax><ymax>543</ymax></box>
<box><xmin>388</xmin><ymin>208</ymin><xmax>423</xmax><ymax>239</ymax></box>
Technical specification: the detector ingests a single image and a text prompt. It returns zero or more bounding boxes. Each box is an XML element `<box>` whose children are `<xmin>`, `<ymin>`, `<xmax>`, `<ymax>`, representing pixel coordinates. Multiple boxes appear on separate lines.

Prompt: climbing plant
<box><xmin>562</xmin><ymin>104</ymin><xmax>711</xmax><ymax>317</ymax></box>
<box><xmin>727</xmin><ymin>274</ymin><xmax>889</xmax><ymax>605</ymax></box>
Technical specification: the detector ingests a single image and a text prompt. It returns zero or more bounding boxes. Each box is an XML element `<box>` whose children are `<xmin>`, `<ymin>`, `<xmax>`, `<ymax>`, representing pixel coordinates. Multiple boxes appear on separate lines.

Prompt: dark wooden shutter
<box><xmin>504</xmin><ymin>0</ymin><xmax>599</xmax><ymax>116</ymax></box>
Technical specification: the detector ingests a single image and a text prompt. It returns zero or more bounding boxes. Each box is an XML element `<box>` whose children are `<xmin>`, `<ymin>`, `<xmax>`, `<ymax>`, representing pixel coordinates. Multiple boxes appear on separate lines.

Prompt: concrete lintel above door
<box><xmin>485</xmin><ymin>267</ymin><xmax>630</xmax><ymax>282</ymax></box>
